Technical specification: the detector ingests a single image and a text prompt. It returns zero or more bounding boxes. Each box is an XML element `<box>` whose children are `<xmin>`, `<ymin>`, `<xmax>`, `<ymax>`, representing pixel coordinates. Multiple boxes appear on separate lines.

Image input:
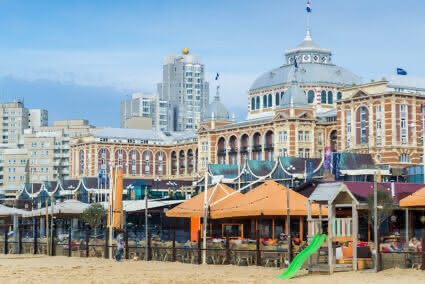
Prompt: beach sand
<box><xmin>0</xmin><ymin>255</ymin><xmax>424</xmax><ymax>284</ymax></box>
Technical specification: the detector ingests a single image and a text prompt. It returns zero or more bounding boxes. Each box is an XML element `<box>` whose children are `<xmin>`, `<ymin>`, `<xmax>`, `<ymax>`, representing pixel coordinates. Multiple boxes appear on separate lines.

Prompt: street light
<box><xmin>154</xmin><ymin>177</ymin><xmax>161</xmax><ymax>198</ymax></box>
<box><xmin>287</xmin><ymin>165</ymin><xmax>296</xmax><ymax>189</ymax></box>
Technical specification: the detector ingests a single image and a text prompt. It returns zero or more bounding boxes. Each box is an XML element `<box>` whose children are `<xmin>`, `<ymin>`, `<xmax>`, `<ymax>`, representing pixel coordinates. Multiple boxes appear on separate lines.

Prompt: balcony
<box><xmin>264</xmin><ymin>144</ymin><xmax>274</xmax><ymax>150</ymax></box>
<box><xmin>229</xmin><ymin>148</ymin><xmax>238</xmax><ymax>154</ymax></box>
<box><xmin>240</xmin><ymin>147</ymin><xmax>248</xmax><ymax>153</ymax></box>
<box><xmin>217</xmin><ymin>150</ymin><xmax>226</xmax><ymax>156</ymax></box>
<box><xmin>252</xmin><ymin>145</ymin><xmax>262</xmax><ymax>152</ymax></box>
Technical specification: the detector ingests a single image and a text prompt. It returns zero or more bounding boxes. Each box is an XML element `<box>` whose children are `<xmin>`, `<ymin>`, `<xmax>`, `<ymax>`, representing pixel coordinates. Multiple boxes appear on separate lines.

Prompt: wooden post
<box><xmin>328</xmin><ymin>201</ymin><xmax>334</xmax><ymax>274</ymax></box>
<box><xmin>225</xmin><ymin>237</ymin><xmax>230</xmax><ymax>265</ymax></box>
<box><xmin>420</xmin><ymin>230</ymin><xmax>425</xmax><ymax>270</ymax></box>
<box><xmin>197</xmin><ymin>230</ymin><xmax>201</xmax><ymax>265</ymax></box>
<box><xmin>272</xmin><ymin>218</ymin><xmax>275</xmax><ymax>240</ymax></box>
<box><xmin>405</xmin><ymin>208</ymin><xmax>409</xmax><ymax>245</ymax></box>
<box><xmin>4</xmin><ymin>228</ymin><xmax>8</xmax><ymax>255</ymax></box>
<box><xmin>19</xmin><ymin>227</ymin><xmax>23</xmax><ymax>254</ymax></box>
<box><xmin>307</xmin><ymin>200</ymin><xmax>312</xmax><ymax>273</ymax></box>
<box><xmin>368</xmin><ymin>220</ymin><xmax>371</xmax><ymax>242</ymax></box>
<box><xmin>125</xmin><ymin>230</ymin><xmax>129</xmax><ymax>260</ymax></box>
<box><xmin>86</xmin><ymin>230</ymin><xmax>90</xmax><ymax>258</ymax></box>
<box><xmin>104</xmin><ymin>228</ymin><xmax>109</xmax><ymax>259</ymax></box>
<box><xmin>172</xmin><ymin>231</ymin><xmax>176</xmax><ymax>262</ymax></box>
<box><xmin>352</xmin><ymin>202</ymin><xmax>358</xmax><ymax>271</ymax></box>
<box><xmin>256</xmin><ymin>229</ymin><xmax>261</xmax><ymax>266</ymax></box>
<box><xmin>68</xmin><ymin>229</ymin><xmax>72</xmax><ymax>257</ymax></box>
<box><xmin>51</xmin><ymin>225</ymin><xmax>56</xmax><ymax>256</ymax></box>
<box><xmin>148</xmin><ymin>232</ymin><xmax>152</xmax><ymax>261</ymax></box>
<box><xmin>33</xmin><ymin>220</ymin><xmax>38</xmax><ymax>255</ymax></box>
<box><xmin>299</xmin><ymin>216</ymin><xmax>304</xmax><ymax>242</ymax></box>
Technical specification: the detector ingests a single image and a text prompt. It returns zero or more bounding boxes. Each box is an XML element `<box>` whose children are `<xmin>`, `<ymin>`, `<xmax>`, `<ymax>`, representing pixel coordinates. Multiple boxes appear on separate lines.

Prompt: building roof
<box><xmin>309</xmin><ymin>182</ymin><xmax>359</xmax><ymax>204</ymax></box>
<box><xmin>250</xmin><ymin>32</ymin><xmax>360</xmax><ymax>91</ymax></box>
<box><xmin>214</xmin><ymin>180</ymin><xmax>326</xmax><ymax>218</ymax></box>
<box><xmin>250</xmin><ymin>63</ymin><xmax>361</xmax><ymax>91</ymax></box>
<box><xmin>399</xmin><ymin>187</ymin><xmax>425</xmax><ymax>207</ymax></box>
<box><xmin>202</xmin><ymin>89</ymin><xmax>229</xmax><ymax>122</ymax></box>
<box><xmin>166</xmin><ymin>183</ymin><xmax>243</xmax><ymax>219</ymax></box>
<box><xmin>94</xmin><ymin>128</ymin><xmax>196</xmax><ymax>144</ymax></box>
<box><xmin>280</xmin><ymin>83</ymin><xmax>309</xmax><ymax>108</ymax></box>
<box><xmin>387</xmin><ymin>75</ymin><xmax>425</xmax><ymax>92</ymax></box>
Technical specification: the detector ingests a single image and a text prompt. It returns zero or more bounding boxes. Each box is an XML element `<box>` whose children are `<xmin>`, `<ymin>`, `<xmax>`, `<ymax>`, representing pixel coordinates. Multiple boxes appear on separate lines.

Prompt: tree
<box><xmin>81</xmin><ymin>203</ymin><xmax>107</xmax><ymax>236</ymax></box>
<box><xmin>367</xmin><ymin>190</ymin><xmax>396</xmax><ymax>228</ymax></box>
<box><xmin>367</xmin><ymin>189</ymin><xmax>396</xmax><ymax>271</ymax></box>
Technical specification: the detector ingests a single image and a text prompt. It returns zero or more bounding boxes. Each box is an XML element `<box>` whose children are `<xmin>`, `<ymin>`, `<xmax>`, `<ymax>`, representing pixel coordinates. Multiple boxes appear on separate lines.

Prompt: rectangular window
<box><xmin>318</xmin><ymin>133</ymin><xmax>323</xmax><ymax>145</ymax></box>
<box><xmin>304</xmin><ymin>131</ymin><xmax>310</xmax><ymax>141</ymax></box>
<box><xmin>305</xmin><ymin>149</ymin><xmax>310</xmax><ymax>158</ymax></box>
<box><xmin>298</xmin><ymin>131</ymin><xmax>304</xmax><ymax>141</ymax></box>
<box><xmin>298</xmin><ymin>148</ymin><xmax>304</xmax><ymax>158</ymax></box>
<box><xmin>283</xmin><ymin>131</ymin><xmax>288</xmax><ymax>142</ymax></box>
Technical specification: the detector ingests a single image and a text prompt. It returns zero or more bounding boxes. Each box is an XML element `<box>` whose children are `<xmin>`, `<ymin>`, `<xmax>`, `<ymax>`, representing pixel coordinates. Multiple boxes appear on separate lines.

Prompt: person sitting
<box><xmin>408</xmin><ymin>237</ymin><xmax>419</xmax><ymax>251</ymax></box>
<box><xmin>183</xmin><ymin>240</ymin><xmax>192</xmax><ymax>248</ymax></box>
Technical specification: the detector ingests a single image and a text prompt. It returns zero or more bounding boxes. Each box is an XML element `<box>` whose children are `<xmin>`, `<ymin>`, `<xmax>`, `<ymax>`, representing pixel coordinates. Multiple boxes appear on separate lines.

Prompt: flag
<box><xmin>215</xmin><ymin>73</ymin><xmax>219</xmax><ymax>80</ymax></box>
<box><xmin>306</xmin><ymin>1</ymin><xmax>312</xmax><ymax>13</ymax></box>
<box><xmin>306</xmin><ymin>160</ymin><xmax>315</xmax><ymax>182</ymax></box>
<box><xmin>397</xmin><ymin>68</ymin><xmax>407</xmax><ymax>75</ymax></box>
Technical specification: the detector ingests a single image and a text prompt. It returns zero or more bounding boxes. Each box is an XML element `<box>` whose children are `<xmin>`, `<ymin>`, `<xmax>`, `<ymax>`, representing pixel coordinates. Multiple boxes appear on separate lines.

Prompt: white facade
<box><xmin>29</xmin><ymin>109</ymin><xmax>48</xmax><ymax>129</ymax></box>
<box><xmin>120</xmin><ymin>93</ymin><xmax>171</xmax><ymax>131</ymax></box>
<box><xmin>157</xmin><ymin>51</ymin><xmax>209</xmax><ymax>131</ymax></box>
<box><xmin>0</xmin><ymin>101</ymin><xmax>29</xmax><ymax>144</ymax></box>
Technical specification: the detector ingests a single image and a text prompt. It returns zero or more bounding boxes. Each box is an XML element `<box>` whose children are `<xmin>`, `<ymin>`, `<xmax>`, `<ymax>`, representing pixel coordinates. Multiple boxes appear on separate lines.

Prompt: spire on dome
<box><xmin>214</xmin><ymin>85</ymin><xmax>220</xmax><ymax>101</ymax></box>
<box><xmin>304</xmin><ymin>29</ymin><xmax>312</xmax><ymax>41</ymax></box>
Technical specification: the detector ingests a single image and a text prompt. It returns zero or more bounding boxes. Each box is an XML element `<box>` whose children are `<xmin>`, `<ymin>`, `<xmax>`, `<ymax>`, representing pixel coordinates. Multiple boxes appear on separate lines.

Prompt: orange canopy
<box><xmin>214</xmin><ymin>180</ymin><xmax>327</xmax><ymax>218</ymax></box>
<box><xmin>400</xmin><ymin>187</ymin><xmax>425</xmax><ymax>207</ymax></box>
<box><xmin>165</xmin><ymin>183</ymin><xmax>243</xmax><ymax>219</ymax></box>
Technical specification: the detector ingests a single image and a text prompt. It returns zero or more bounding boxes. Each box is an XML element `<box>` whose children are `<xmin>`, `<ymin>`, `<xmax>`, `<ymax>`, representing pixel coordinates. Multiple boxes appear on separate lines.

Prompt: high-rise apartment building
<box><xmin>0</xmin><ymin>101</ymin><xmax>29</xmax><ymax>144</ymax></box>
<box><xmin>120</xmin><ymin>93</ymin><xmax>172</xmax><ymax>131</ymax></box>
<box><xmin>29</xmin><ymin>109</ymin><xmax>48</xmax><ymax>128</ymax></box>
<box><xmin>157</xmin><ymin>49</ymin><xmax>209</xmax><ymax>131</ymax></box>
<box><xmin>0</xmin><ymin>120</ymin><xmax>94</xmax><ymax>197</ymax></box>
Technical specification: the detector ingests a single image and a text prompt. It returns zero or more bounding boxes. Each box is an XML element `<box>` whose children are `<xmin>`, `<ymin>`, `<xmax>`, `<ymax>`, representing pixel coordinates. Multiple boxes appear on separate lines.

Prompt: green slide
<box><xmin>276</xmin><ymin>234</ymin><xmax>327</xmax><ymax>280</ymax></box>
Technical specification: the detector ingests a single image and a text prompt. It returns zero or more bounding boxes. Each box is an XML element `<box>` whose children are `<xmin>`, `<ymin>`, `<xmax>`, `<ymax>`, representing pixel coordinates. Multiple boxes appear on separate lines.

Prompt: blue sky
<box><xmin>0</xmin><ymin>0</ymin><xmax>424</xmax><ymax>126</ymax></box>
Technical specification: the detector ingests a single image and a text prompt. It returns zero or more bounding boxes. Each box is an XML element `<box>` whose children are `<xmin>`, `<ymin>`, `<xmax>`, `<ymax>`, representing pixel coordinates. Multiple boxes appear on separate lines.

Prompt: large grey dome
<box><xmin>280</xmin><ymin>84</ymin><xmax>308</xmax><ymax>108</ymax></box>
<box><xmin>202</xmin><ymin>93</ymin><xmax>229</xmax><ymax>122</ymax></box>
<box><xmin>249</xmin><ymin>31</ymin><xmax>361</xmax><ymax>91</ymax></box>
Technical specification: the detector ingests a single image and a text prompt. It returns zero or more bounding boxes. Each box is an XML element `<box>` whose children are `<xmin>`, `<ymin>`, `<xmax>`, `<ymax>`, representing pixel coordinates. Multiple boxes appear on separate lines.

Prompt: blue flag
<box><xmin>306</xmin><ymin>160</ymin><xmax>315</xmax><ymax>182</ymax></box>
<box><xmin>215</xmin><ymin>73</ymin><xmax>219</xmax><ymax>80</ymax></box>
<box><xmin>306</xmin><ymin>1</ymin><xmax>312</xmax><ymax>13</ymax></box>
<box><xmin>397</xmin><ymin>68</ymin><xmax>407</xmax><ymax>75</ymax></box>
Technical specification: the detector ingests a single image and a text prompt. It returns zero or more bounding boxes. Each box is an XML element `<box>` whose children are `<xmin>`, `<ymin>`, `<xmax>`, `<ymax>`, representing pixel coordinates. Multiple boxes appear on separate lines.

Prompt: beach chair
<box><xmin>235</xmin><ymin>251</ymin><xmax>253</xmax><ymax>266</ymax></box>
<box><xmin>263</xmin><ymin>252</ymin><xmax>281</xmax><ymax>267</ymax></box>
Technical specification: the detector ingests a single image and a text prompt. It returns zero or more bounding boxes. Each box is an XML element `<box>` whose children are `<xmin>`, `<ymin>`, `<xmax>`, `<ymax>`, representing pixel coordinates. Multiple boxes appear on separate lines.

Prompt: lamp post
<box><xmin>286</xmin><ymin>165</ymin><xmax>295</xmax><ymax>264</ymax></box>
<box><xmin>154</xmin><ymin>177</ymin><xmax>161</xmax><ymax>197</ymax></box>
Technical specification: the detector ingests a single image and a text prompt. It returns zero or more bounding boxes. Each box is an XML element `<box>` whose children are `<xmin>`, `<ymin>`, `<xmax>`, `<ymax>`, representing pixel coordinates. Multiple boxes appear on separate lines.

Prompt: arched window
<box><xmin>307</xmin><ymin>90</ymin><xmax>315</xmax><ymax>104</ymax></box>
<box><xmin>263</xmin><ymin>95</ymin><xmax>267</xmax><ymax>108</ymax></box>
<box><xmin>268</xmin><ymin>94</ymin><xmax>272</xmax><ymax>108</ymax></box>
<box><xmin>337</xmin><ymin>92</ymin><xmax>342</xmax><ymax>100</ymax></box>
<box><xmin>251</xmin><ymin>97</ymin><xmax>255</xmax><ymax>110</ymax></box>
<box><xmin>321</xmin><ymin>90</ymin><xmax>327</xmax><ymax>104</ymax></box>
<box><xmin>281</xmin><ymin>91</ymin><xmax>284</xmax><ymax>100</ymax></box>
<box><xmin>256</xmin><ymin>96</ymin><xmax>260</xmax><ymax>110</ymax></box>
<box><xmin>328</xmin><ymin>91</ymin><xmax>333</xmax><ymax>104</ymax></box>
<box><xmin>275</xmin><ymin>92</ymin><xmax>280</xmax><ymax>106</ymax></box>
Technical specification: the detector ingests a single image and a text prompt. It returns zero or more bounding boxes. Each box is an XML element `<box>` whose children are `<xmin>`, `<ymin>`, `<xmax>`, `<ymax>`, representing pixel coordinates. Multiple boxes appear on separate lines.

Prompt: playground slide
<box><xmin>276</xmin><ymin>234</ymin><xmax>327</xmax><ymax>280</ymax></box>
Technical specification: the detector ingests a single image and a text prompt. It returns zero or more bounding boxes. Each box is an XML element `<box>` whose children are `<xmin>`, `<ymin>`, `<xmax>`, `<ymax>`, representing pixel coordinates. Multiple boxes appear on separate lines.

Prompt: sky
<box><xmin>0</xmin><ymin>0</ymin><xmax>424</xmax><ymax>127</ymax></box>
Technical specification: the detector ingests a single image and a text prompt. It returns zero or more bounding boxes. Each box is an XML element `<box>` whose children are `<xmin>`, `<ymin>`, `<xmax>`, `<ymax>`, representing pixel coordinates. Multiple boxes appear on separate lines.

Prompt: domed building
<box><xmin>202</xmin><ymin>86</ymin><xmax>230</xmax><ymax>122</ymax></box>
<box><xmin>197</xmin><ymin>27</ymin><xmax>360</xmax><ymax>171</ymax></box>
<box><xmin>248</xmin><ymin>30</ymin><xmax>361</xmax><ymax>120</ymax></box>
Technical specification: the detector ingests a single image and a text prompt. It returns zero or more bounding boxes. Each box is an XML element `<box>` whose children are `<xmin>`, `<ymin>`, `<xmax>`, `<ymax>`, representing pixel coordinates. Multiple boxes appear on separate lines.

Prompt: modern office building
<box><xmin>157</xmin><ymin>49</ymin><xmax>209</xmax><ymax>131</ymax></box>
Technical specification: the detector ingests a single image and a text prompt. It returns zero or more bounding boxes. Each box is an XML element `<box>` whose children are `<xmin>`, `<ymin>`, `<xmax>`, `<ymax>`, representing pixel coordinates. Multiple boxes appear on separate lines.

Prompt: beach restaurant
<box><xmin>166</xmin><ymin>180</ymin><xmax>327</xmax><ymax>241</ymax></box>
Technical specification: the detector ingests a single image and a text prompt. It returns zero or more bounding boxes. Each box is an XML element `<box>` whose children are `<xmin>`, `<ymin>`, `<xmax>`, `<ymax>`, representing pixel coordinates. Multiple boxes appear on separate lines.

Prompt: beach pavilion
<box><xmin>166</xmin><ymin>180</ymin><xmax>326</xmax><ymax>241</ymax></box>
<box><xmin>399</xmin><ymin>187</ymin><xmax>425</xmax><ymax>251</ymax></box>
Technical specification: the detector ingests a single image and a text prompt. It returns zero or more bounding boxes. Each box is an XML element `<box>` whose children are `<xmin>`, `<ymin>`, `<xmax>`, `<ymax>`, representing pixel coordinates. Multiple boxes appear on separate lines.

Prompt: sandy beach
<box><xmin>0</xmin><ymin>255</ymin><xmax>424</xmax><ymax>284</ymax></box>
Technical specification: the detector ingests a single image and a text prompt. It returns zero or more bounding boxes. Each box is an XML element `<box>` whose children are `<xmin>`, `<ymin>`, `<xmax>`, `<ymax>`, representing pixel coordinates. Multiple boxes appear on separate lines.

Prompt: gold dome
<box><xmin>182</xmin><ymin>48</ymin><xmax>189</xmax><ymax>55</ymax></box>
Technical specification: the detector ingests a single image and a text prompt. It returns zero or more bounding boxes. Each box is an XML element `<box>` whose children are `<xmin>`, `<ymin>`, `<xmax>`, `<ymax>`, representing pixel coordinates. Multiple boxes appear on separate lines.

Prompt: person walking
<box><xmin>115</xmin><ymin>233</ymin><xmax>124</xmax><ymax>261</ymax></box>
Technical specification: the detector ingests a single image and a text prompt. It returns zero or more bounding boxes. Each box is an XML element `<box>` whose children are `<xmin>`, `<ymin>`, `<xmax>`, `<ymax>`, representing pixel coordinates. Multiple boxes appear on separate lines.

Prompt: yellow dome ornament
<box><xmin>182</xmin><ymin>48</ymin><xmax>189</xmax><ymax>55</ymax></box>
